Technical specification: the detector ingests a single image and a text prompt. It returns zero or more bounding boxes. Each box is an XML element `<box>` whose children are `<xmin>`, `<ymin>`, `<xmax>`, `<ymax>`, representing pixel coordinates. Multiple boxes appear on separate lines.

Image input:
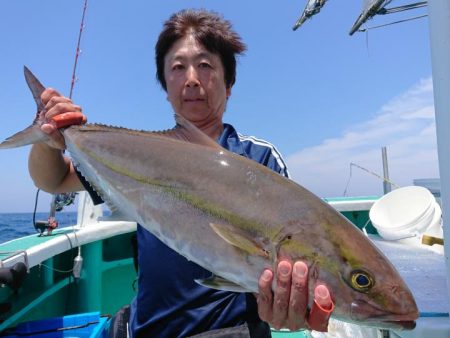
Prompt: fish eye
<box><xmin>350</xmin><ymin>270</ymin><xmax>374</xmax><ymax>293</ymax></box>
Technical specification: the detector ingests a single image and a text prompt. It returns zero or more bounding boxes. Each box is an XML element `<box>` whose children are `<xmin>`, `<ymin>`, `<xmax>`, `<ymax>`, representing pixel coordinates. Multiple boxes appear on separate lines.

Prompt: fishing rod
<box><xmin>34</xmin><ymin>0</ymin><xmax>88</xmax><ymax>237</ymax></box>
<box><xmin>69</xmin><ymin>0</ymin><xmax>88</xmax><ymax>100</ymax></box>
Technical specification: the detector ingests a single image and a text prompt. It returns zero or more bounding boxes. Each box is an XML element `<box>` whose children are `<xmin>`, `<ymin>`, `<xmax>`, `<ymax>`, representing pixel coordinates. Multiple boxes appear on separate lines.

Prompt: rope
<box><xmin>358</xmin><ymin>14</ymin><xmax>427</xmax><ymax>33</ymax></box>
<box><xmin>378</xmin><ymin>1</ymin><xmax>427</xmax><ymax>15</ymax></box>
<box><xmin>354</xmin><ymin>0</ymin><xmax>427</xmax><ymax>34</ymax></box>
<box><xmin>39</xmin><ymin>262</ymin><xmax>74</xmax><ymax>274</ymax></box>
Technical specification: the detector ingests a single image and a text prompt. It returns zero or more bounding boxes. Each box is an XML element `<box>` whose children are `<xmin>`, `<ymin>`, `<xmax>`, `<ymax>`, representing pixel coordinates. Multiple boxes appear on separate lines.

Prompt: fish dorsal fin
<box><xmin>195</xmin><ymin>274</ymin><xmax>251</xmax><ymax>292</ymax></box>
<box><xmin>210</xmin><ymin>223</ymin><xmax>270</xmax><ymax>259</ymax></box>
<box><xmin>161</xmin><ymin>114</ymin><xmax>223</xmax><ymax>150</ymax></box>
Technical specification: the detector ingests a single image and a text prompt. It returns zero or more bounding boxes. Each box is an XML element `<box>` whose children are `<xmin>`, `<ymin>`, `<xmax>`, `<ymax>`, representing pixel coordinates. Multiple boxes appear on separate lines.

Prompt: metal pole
<box><xmin>427</xmin><ymin>0</ymin><xmax>450</xmax><ymax>306</ymax></box>
<box><xmin>382</xmin><ymin>147</ymin><xmax>391</xmax><ymax>194</ymax></box>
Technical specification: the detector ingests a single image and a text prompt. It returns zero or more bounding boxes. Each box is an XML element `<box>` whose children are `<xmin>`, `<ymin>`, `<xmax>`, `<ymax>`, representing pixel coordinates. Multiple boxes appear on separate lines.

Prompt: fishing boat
<box><xmin>1</xmin><ymin>0</ymin><xmax>450</xmax><ymax>337</ymax></box>
<box><xmin>0</xmin><ymin>192</ymin><xmax>447</xmax><ymax>337</ymax></box>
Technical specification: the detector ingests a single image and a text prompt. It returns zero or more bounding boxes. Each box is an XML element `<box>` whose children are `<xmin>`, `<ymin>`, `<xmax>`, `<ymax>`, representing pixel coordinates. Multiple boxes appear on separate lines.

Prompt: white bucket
<box><xmin>426</xmin><ymin>202</ymin><xmax>443</xmax><ymax>238</ymax></box>
<box><xmin>370</xmin><ymin>186</ymin><xmax>437</xmax><ymax>241</ymax></box>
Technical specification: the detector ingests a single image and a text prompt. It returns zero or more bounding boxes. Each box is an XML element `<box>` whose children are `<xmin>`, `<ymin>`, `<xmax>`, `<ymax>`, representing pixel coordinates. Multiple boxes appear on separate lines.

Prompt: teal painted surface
<box><xmin>272</xmin><ymin>329</ymin><xmax>310</xmax><ymax>337</ymax></box>
<box><xmin>0</xmin><ymin>232</ymin><xmax>137</xmax><ymax>333</ymax></box>
<box><xmin>102</xmin><ymin>259</ymin><xmax>136</xmax><ymax>313</ymax></box>
<box><xmin>324</xmin><ymin>196</ymin><xmax>378</xmax><ymax>233</ymax></box>
<box><xmin>323</xmin><ymin>196</ymin><xmax>379</xmax><ymax>202</ymax></box>
<box><xmin>0</xmin><ymin>204</ymin><xmax>374</xmax><ymax>335</ymax></box>
<box><xmin>341</xmin><ymin>210</ymin><xmax>377</xmax><ymax>234</ymax></box>
<box><xmin>0</xmin><ymin>276</ymin><xmax>70</xmax><ymax>331</ymax></box>
<box><xmin>0</xmin><ymin>228</ymin><xmax>78</xmax><ymax>253</ymax></box>
<box><xmin>77</xmin><ymin>242</ymin><xmax>103</xmax><ymax>312</ymax></box>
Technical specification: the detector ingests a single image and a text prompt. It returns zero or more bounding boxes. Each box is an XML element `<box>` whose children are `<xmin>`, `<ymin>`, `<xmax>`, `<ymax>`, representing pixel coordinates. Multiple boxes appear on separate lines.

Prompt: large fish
<box><xmin>1</xmin><ymin>67</ymin><xmax>418</xmax><ymax>329</ymax></box>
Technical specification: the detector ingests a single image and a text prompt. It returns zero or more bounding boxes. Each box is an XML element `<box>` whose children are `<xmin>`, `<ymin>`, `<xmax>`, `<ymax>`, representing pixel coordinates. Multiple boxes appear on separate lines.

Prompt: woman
<box><xmin>28</xmin><ymin>9</ymin><xmax>332</xmax><ymax>338</ymax></box>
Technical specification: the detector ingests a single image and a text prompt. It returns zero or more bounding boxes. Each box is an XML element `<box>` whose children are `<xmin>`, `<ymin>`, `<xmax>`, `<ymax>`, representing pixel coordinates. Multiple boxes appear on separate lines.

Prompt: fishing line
<box><xmin>36</xmin><ymin>232</ymin><xmax>76</xmax><ymax>274</ymax></box>
<box><xmin>32</xmin><ymin>189</ymin><xmax>40</xmax><ymax>232</ymax></box>
<box><xmin>361</xmin><ymin>219</ymin><xmax>373</xmax><ymax>237</ymax></box>
<box><xmin>365</xmin><ymin>28</ymin><xmax>371</xmax><ymax>58</ymax></box>
<box><xmin>38</xmin><ymin>262</ymin><xmax>75</xmax><ymax>274</ymax></box>
<box><xmin>343</xmin><ymin>162</ymin><xmax>400</xmax><ymax>196</ymax></box>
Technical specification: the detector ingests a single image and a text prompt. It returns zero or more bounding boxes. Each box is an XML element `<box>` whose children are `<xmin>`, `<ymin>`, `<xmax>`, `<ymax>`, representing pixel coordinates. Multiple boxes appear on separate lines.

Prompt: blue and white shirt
<box><xmin>219</xmin><ymin>124</ymin><xmax>290</xmax><ymax>179</ymax></box>
<box><xmin>77</xmin><ymin>123</ymin><xmax>289</xmax><ymax>338</ymax></box>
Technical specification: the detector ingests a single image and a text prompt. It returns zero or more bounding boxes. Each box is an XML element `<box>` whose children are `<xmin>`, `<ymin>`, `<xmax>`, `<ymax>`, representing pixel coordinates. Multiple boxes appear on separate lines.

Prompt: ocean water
<box><xmin>0</xmin><ymin>212</ymin><xmax>78</xmax><ymax>244</ymax></box>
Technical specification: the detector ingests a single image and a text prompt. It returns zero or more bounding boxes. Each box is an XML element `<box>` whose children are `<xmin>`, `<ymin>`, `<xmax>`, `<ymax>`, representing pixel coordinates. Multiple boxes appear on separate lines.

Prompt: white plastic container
<box><xmin>426</xmin><ymin>201</ymin><xmax>443</xmax><ymax>237</ymax></box>
<box><xmin>370</xmin><ymin>186</ymin><xmax>437</xmax><ymax>241</ymax></box>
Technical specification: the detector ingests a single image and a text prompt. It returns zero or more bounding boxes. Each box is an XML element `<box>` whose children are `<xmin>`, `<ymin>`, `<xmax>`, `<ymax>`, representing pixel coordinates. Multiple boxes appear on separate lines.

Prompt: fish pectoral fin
<box><xmin>195</xmin><ymin>275</ymin><xmax>250</xmax><ymax>292</ymax></box>
<box><xmin>160</xmin><ymin>114</ymin><xmax>223</xmax><ymax>150</ymax></box>
<box><xmin>210</xmin><ymin>223</ymin><xmax>270</xmax><ymax>258</ymax></box>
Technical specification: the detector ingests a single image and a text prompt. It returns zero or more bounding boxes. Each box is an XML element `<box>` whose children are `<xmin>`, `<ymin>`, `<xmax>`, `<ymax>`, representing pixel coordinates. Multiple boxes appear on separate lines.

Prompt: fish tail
<box><xmin>0</xmin><ymin>125</ymin><xmax>49</xmax><ymax>149</ymax></box>
<box><xmin>0</xmin><ymin>67</ymin><xmax>49</xmax><ymax>149</ymax></box>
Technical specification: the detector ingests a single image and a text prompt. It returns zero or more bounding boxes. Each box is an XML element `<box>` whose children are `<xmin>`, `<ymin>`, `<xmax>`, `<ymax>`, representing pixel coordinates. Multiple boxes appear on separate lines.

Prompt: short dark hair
<box><xmin>155</xmin><ymin>9</ymin><xmax>247</xmax><ymax>91</ymax></box>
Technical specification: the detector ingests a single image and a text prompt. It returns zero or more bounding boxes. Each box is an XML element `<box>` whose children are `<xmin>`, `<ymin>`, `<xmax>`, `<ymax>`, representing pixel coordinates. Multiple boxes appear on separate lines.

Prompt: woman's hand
<box><xmin>256</xmin><ymin>260</ymin><xmax>334</xmax><ymax>332</ymax></box>
<box><xmin>39</xmin><ymin>88</ymin><xmax>86</xmax><ymax>149</ymax></box>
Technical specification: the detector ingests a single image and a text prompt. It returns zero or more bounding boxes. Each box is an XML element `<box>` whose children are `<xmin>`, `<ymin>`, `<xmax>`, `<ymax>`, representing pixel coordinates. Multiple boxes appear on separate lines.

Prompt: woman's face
<box><xmin>163</xmin><ymin>35</ymin><xmax>231</xmax><ymax>129</ymax></box>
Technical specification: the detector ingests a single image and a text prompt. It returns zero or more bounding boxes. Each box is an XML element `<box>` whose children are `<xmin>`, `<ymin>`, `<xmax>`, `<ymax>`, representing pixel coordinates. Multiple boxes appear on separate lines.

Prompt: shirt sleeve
<box><xmin>247</xmin><ymin>144</ymin><xmax>290</xmax><ymax>178</ymax></box>
<box><xmin>264</xmin><ymin>147</ymin><xmax>290</xmax><ymax>178</ymax></box>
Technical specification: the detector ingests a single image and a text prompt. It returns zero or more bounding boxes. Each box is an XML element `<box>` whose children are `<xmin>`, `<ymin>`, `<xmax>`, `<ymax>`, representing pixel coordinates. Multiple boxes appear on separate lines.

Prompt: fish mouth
<box><xmin>382</xmin><ymin>320</ymin><xmax>416</xmax><ymax>330</ymax></box>
<box><xmin>354</xmin><ymin>319</ymin><xmax>417</xmax><ymax>331</ymax></box>
<box><xmin>350</xmin><ymin>300</ymin><xmax>419</xmax><ymax>330</ymax></box>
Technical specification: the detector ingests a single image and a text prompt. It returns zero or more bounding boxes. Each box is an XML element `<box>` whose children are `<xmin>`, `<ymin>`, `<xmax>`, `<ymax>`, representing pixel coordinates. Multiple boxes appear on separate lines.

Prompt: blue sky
<box><xmin>0</xmin><ymin>1</ymin><xmax>436</xmax><ymax>212</ymax></box>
